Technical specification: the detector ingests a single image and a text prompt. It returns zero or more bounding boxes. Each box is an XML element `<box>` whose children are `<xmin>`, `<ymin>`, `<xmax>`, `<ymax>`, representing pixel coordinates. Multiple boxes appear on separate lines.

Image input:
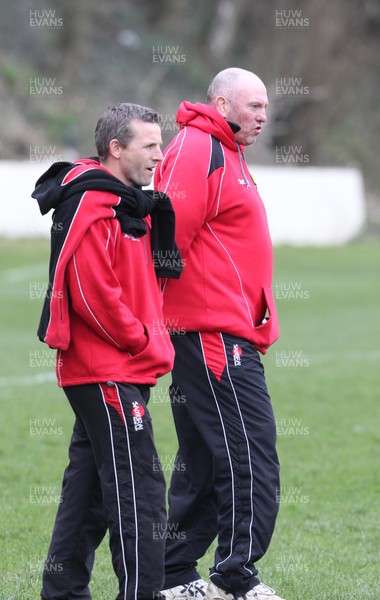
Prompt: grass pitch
<box><xmin>0</xmin><ymin>239</ymin><xmax>379</xmax><ymax>599</ymax></box>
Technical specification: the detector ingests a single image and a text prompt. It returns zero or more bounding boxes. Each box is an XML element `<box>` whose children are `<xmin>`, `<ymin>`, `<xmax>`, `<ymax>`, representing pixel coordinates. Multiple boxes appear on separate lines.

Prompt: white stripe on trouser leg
<box><xmin>198</xmin><ymin>333</ymin><xmax>236</xmax><ymax>570</ymax></box>
<box><xmin>220</xmin><ymin>333</ymin><xmax>254</xmax><ymax>576</ymax></box>
<box><xmin>98</xmin><ymin>384</ymin><xmax>139</xmax><ymax>600</ymax></box>
<box><xmin>116</xmin><ymin>384</ymin><xmax>140</xmax><ymax>600</ymax></box>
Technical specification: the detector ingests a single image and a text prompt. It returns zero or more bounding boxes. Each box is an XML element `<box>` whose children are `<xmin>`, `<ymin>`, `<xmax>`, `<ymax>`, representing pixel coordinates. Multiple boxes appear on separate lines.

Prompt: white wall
<box><xmin>0</xmin><ymin>162</ymin><xmax>366</xmax><ymax>245</ymax></box>
<box><xmin>1</xmin><ymin>162</ymin><xmax>55</xmax><ymax>238</ymax></box>
<box><xmin>253</xmin><ymin>166</ymin><xmax>366</xmax><ymax>246</ymax></box>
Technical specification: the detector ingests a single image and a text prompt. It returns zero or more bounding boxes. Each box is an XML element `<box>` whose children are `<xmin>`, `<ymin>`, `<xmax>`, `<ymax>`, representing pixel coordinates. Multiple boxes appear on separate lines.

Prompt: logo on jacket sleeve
<box><xmin>132</xmin><ymin>401</ymin><xmax>145</xmax><ymax>431</ymax></box>
<box><xmin>232</xmin><ymin>344</ymin><xmax>243</xmax><ymax>366</ymax></box>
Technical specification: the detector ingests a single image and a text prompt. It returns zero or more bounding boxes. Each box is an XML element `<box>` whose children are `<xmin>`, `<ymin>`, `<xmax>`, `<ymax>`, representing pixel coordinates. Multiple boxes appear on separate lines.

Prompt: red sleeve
<box><xmin>155</xmin><ymin>129</ymin><xmax>212</xmax><ymax>259</ymax></box>
<box><xmin>65</xmin><ymin>218</ymin><xmax>147</xmax><ymax>354</ymax></box>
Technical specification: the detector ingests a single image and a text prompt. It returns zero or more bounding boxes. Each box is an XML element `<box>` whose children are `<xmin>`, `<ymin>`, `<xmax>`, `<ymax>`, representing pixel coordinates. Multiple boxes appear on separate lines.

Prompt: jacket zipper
<box><xmin>237</xmin><ymin>144</ymin><xmax>251</xmax><ymax>188</ymax></box>
<box><xmin>143</xmin><ymin>235</ymin><xmax>148</xmax><ymax>264</ymax></box>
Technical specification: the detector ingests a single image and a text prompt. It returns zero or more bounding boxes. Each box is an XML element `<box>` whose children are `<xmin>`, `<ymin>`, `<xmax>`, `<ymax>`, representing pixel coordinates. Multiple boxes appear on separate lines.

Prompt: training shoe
<box><xmin>205</xmin><ymin>582</ymin><xmax>241</xmax><ymax>600</ymax></box>
<box><xmin>206</xmin><ymin>582</ymin><xmax>285</xmax><ymax>600</ymax></box>
<box><xmin>252</xmin><ymin>583</ymin><xmax>285</xmax><ymax>600</ymax></box>
<box><xmin>162</xmin><ymin>579</ymin><xmax>208</xmax><ymax>600</ymax></box>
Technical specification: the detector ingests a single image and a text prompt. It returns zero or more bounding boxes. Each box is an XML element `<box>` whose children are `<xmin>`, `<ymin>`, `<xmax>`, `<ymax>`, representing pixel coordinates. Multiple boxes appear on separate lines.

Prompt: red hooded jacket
<box><xmin>155</xmin><ymin>101</ymin><xmax>279</xmax><ymax>354</ymax></box>
<box><xmin>33</xmin><ymin>159</ymin><xmax>174</xmax><ymax>386</ymax></box>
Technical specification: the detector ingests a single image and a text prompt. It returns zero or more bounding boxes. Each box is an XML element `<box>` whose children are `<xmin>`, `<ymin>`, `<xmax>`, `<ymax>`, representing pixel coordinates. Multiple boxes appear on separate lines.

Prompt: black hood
<box><xmin>32</xmin><ymin>161</ymin><xmax>76</xmax><ymax>215</ymax></box>
<box><xmin>32</xmin><ymin>158</ymin><xmax>183</xmax><ymax>284</ymax></box>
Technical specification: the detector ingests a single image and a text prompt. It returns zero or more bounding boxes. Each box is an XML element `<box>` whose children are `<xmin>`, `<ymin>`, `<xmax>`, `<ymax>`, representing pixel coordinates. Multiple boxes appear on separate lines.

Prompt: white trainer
<box><xmin>251</xmin><ymin>583</ymin><xmax>285</xmax><ymax>600</ymax></box>
<box><xmin>205</xmin><ymin>581</ymin><xmax>285</xmax><ymax>600</ymax></box>
<box><xmin>162</xmin><ymin>579</ymin><xmax>208</xmax><ymax>600</ymax></box>
<box><xmin>205</xmin><ymin>582</ymin><xmax>241</xmax><ymax>600</ymax></box>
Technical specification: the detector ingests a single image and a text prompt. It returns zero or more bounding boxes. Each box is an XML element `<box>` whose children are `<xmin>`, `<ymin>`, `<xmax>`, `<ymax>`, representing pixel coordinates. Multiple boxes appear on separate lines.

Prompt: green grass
<box><xmin>0</xmin><ymin>239</ymin><xmax>379</xmax><ymax>599</ymax></box>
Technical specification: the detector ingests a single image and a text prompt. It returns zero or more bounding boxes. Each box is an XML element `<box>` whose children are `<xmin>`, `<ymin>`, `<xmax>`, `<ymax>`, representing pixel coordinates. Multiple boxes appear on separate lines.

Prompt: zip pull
<box><xmin>237</xmin><ymin>144</ymin><xmax>250</xmax><ymax>188</ymax></box>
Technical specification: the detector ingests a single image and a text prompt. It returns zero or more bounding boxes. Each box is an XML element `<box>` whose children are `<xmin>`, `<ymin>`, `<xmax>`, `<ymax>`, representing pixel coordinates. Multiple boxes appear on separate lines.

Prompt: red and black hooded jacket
<box><xmin>154</xmin><ymin>101</ymin><xmax>279</xmax><ymax>354</ymax></box>
<box><xmin>32</xmin><ymin>158</ymin><xmax>179</xmax><ymax>386</ymax></box>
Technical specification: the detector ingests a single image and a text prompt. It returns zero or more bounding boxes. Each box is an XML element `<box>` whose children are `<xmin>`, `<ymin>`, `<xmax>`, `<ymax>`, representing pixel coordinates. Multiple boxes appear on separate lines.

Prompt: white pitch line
<box><xmin>269</xmin><ymin>349</ymin><xmax>380</xmax><ymax>365</ymax></box>
<box><xmin>304</xmin><ymin>350</ymin><xmax>380</xmax><ymax>364</ymax></box>
<box><xmin>0</xmin><ymin>372</ymin><xmax>55</xmax><ymax>387</ymax></box>
<box><xmin>1</xmin><ymin>350</ymin><xmax>379</xmax><ymax>389</ymax></box>
<box><xmin>0</xmin><ymin>262</ymin><xmax>47</xmax><ymax>283</ymax></box>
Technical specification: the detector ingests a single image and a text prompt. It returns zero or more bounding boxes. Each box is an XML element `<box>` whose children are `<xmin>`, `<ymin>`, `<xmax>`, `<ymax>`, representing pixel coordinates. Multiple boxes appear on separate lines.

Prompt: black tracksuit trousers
<box><xmin>41</xmin><ymin>382</ymin><xmax>166</xmax><ymax>600</ymax></box>
<box><xmin>164</xmin><ymin>332</ymin><xmax>280</xmax><ymax>596</ymax></box>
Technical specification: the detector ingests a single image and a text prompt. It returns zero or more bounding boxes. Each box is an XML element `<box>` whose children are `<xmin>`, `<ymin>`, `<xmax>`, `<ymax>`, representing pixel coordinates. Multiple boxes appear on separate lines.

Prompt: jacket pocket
<box><xmin>126</xmin><ymin>322</ymin><xmax>175</xmax><ymax>375</ymax></box>
<box><xmin>252</xmin><ymin>287</ymin><xmax>280</xmax><ymax>353</ymax></box>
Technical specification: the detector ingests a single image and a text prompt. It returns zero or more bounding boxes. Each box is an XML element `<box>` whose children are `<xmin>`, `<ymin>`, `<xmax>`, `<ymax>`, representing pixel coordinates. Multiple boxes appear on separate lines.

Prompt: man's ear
<box><xmin>108</xmin><ymin>139</ymin><xmax>122</xmax><ymax>159</ymax></box>
<box><xmin>214</xmin><ymin>95</ymin><xmax>229</xmax><ymax>117</ymax></box>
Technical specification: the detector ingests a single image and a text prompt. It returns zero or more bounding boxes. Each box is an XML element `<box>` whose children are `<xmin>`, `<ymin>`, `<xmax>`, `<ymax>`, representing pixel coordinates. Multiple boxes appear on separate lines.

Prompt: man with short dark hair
<box><xmin>33</xmin><ymin>103</ymin><xmax>180</xmax><ymax>600</ymax></box>
<box><xmin>155</xmin><ymin>69</ymin><xmax>285</xmax><ymax>600</ymax></box>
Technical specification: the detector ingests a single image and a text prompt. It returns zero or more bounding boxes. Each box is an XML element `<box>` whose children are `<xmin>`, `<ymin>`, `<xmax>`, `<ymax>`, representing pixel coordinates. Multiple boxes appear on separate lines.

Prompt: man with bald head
<box><xmin>155</xmin><ymin>68</ymin><xmax>284</xmax><ymax>600</ymax></box>
<box><xmin>206</xmin><ymin>69</ymin><xmax>268</xmax><ymax>146</ymax></box>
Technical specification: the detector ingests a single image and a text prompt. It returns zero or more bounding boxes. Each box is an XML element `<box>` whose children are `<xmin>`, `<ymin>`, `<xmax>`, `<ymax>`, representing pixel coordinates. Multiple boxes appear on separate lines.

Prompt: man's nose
<box><xmin>257</xmin><ymin>109</ymin><xmax>267</xmax><ymax>123</ymax></box>
<box><xmin>153</xmin><ymin>147</ymin><xmax>163</xmax><ymax>161</ymax></box>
